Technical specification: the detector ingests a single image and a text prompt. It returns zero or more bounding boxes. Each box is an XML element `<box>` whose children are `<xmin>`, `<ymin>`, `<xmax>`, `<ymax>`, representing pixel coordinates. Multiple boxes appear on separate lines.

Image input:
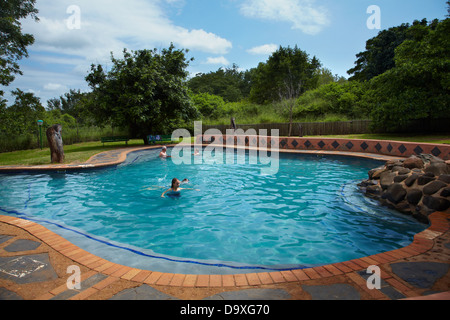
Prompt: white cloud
<box><xmin>21</xmin><ymin>0</ymin><xmax>232</xmax><ymax>62</ymax></box>
<box><xmin>5</xmin><ymin>66</ymin><xmax>88</xmax><ymax>105</ymax></box>
<box><xmin>44</xmin><ymin>83</ymin><xmax>68</xmax><ymax>91</ymax></box>
<box><xmin>239</xmin><ymin>0</ymin><xmax>330</xmax><ymax>35</ymax></box>
<box><xmin>247</xmin><ymin>44</ymin><xmax>278</xmax><ymax>55</ymax></box>
<box><xmin>12</xmin><ymin>0</ymin><xmax>233</xmax><ymax>102</ymax></box>
<box><xmin>175</xmin><ymin>29</ymin><xmax>232</xmax><ymax>55</ymax></box>
<box><xmin>31</xmin><ymin>54</ymin><xmax>86</xmax><ymax>66</ymax></box>
<box><xmin>205</xmin><ymin>56</ymin><xmax>230</xmax><ymax>65</ymax></box>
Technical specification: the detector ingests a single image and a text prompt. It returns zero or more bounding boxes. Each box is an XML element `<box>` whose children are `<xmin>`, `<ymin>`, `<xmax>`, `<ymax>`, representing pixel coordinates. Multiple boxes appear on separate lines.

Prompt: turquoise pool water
<box><xmin>0</xmin><ymin>148</ymin><xmax>427</xmax><ymax>273</ymax></box>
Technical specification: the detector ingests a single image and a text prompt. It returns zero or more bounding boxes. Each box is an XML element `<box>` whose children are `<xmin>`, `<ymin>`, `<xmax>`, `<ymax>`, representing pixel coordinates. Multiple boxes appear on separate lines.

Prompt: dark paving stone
<box><xmin>4</xmin><ymin>239</ymin><xmax>41</xmax><ymax>252</ymax></box>
<box><xmin>50</xmin><ymin>273</ymin><xmax>109</xmax><ymax>300</ymax></box>
<box><xmin>0</xmin><ymin>287</ymin><xmax>23</xmax><ymax>300</ymax></box>
<box><xmin>356</xmin><ymin>270</ymin><xmax>405</xmax><ymax>300</ymax></box>
<box><xmin>379</xmin><ymin>286</ymin><xmax>406</xmax><ymax>300</ymax></box>
<box><xmin>109</xmin><ymin>284</ymin><xmax>179</xmax><ymax>300</ymax></box>
<box><xmin>0</xmin><ymin>253</ymin><xmax>58</xmax><ymax>284</ymax></box>
<box><xmin>390</xmin><ymin>262</ymin><xmax>449</xmax><ymax>289</ymax></box>
<box><xmin>203</xmin><ymin>289</ymin><xmax>291</xmax><ymax>300</ymax></box>
<box><xmin>0</xmin><ymin>235</ymin><xmax>14</xmax><ymax>245</ymax></box>
<box><xmin>422</xmin><ymin>290</ymin><xmax>445</xmax><ymax>296</ymax></box>
<box><xmin>49</xmin><ymin>289</ymin><xmax>80</xmax><ymax>301</ymax></box>
<box><xmin>302</xmin><ymin>284</ymin><xmax>361</xmax><ymax>300</ymax></box>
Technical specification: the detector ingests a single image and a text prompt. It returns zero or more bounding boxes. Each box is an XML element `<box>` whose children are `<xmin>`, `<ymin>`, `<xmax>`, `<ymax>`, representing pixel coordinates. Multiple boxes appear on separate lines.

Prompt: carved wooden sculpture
<box><xmin>46</xmin><ymin>124</ymin><xmax>65</xmax><ymax>164</ymax></box>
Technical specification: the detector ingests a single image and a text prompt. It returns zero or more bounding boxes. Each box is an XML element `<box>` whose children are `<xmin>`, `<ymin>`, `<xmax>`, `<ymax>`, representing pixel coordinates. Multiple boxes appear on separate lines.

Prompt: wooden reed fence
<box><xmin>203</xmin><ymin>120</ymin><xmax>373</xmax><ymax>137</ymax></box>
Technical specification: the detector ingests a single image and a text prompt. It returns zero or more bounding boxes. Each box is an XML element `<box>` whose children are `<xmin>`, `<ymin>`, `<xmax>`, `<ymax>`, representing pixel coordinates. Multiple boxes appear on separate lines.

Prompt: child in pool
<box><xmin>161</xmin><ymin>178</ymin><xmax>198</xmax><ymax>198</ymax></box>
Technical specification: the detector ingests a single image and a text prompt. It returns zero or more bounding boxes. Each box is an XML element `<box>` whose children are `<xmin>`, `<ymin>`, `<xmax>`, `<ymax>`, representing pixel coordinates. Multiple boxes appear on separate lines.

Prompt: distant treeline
<box><xmin>188</xmin><ymin>18</ymin><xmax>449</xmax><ymax>133</ymax></box>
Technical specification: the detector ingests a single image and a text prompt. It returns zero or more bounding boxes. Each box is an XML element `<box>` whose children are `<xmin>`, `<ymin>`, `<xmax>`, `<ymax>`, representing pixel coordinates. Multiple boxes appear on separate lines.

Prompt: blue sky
<box><xmin>6</xmin><ymin>0</ymin><xmax>448</xmax><ymax>105</ymax></box>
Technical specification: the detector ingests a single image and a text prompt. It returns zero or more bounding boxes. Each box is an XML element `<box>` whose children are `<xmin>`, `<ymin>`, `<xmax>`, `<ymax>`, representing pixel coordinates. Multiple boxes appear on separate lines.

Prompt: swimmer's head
<box><xmin>162</xmin><ymin>146</ymin><xmax>167</xmax><ymax>150</ymax></box>
<box><xmin>171</xmin><ymin>178</ymin><xmax>180</xmax><ymax>189</ymax></box>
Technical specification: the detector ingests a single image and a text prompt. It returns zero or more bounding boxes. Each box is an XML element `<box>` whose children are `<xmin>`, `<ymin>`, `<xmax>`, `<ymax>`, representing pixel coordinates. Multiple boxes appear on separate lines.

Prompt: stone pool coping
<box><xmin>0</xmin><ymin>139</ymin><xmax>449</xmax><ymax>299</ymax></box>
<box><xmin>0</xmin><ymin>143</ymin><xmax>405</xmax><ymax>173</ymax></box>
<box><xmin>0</xmin><ymin>211</ymin><xmax>448</xmax><ymax>299</ymax></box>
<box><xmin>1</xmin><ymin>137</ymin><xmax>449</xmax><ymax>173</ymax></box>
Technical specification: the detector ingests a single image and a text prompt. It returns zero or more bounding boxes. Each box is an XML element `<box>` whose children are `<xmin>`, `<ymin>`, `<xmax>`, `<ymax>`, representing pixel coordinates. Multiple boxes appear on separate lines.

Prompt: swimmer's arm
<box><xmin>142</xmin><ymin>185</ymin><xmax>165</xmax><ymax>191</ymax></box>
<box><xmin>161</xmin><ymin>188</ymin><xmax>172</xmax><ymax>198</ymax></box>
<box><xmin>159</xmin><ymin>153</ymin><xmax>172</xmax><ymax>158</ymax></box>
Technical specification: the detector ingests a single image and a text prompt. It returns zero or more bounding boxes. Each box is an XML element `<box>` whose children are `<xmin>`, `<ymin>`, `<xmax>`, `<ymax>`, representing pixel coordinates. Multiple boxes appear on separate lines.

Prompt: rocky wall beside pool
<box><xmin>197</xmin><ymin>135</ymin><xmax>450</xmax><ymax>161</ymax></box>
<box><xmin>358</xmin><ymin>154</ymin><xmax>450</xmax><ymax>224</ymax></box>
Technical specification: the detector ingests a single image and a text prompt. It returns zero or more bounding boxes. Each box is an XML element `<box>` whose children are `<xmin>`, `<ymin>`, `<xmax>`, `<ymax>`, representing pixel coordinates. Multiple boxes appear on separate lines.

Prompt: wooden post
<box><xmin>46</xmin><ymin>124</ymin><xmax>65</xmax><ymax>164</ymax></box>
<box><xmin>298</xmin><ymin>124</ymin><xmax>303</xmax><ymax>137</ymax></box>
<box><xmin>230</xmin><ymin>117</ymin><xmax>237</xmax><ymax>131</ymax></box>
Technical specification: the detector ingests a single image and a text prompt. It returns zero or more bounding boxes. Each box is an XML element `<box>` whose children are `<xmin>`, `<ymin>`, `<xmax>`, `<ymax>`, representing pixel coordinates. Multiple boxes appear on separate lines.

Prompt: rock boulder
<box><xmin>359</xmin><ymin>154</ymin><xmax>450</xmax><ymax>223</ymax></box>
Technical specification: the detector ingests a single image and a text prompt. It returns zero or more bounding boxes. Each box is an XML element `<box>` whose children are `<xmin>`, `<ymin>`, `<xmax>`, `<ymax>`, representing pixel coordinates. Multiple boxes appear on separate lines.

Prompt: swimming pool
<box><xmin>0</xmin><ymin>148</ymin><xmax>427</xmax><ymax>274</ymax></box>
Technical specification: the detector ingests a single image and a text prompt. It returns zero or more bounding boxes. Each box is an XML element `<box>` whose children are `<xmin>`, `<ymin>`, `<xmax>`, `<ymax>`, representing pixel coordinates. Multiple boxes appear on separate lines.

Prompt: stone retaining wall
<box><xmin>198</xmin><ymin>135</ymin><xmax>450</xmax><ymax>160</ymax></box>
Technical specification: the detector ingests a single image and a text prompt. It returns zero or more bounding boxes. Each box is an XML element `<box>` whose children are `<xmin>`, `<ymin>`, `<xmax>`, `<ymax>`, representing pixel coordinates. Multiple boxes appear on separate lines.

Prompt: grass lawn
<box><xmin>0</xmin><ymin>134</ymin><xmax>449</xmax><ymax>166</ymax></box>
<box><xmin>0</xmin><ymin>139</ymin><xmax>146</xmax><ymax>166</ymax></box>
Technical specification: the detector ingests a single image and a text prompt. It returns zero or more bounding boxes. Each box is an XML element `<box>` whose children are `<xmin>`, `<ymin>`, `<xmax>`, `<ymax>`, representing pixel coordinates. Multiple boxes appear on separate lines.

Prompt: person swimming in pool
<box><xmin>161</xmin><ymin>178</ymin><xmax>198</xmax><ymax>198</ymax></box>
<box><xmin>142</xmin><ymin>178</ymin><xmax>190</xmax><ymax>192</ymax></box>
<box><xmin>159</xmin><ymin>146</ymin><xmax>171</xmax><ymax>158</ymax></box>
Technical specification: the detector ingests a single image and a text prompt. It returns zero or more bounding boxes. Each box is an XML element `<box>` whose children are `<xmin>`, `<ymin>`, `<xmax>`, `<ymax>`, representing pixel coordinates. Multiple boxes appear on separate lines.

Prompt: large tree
<box><xmin>347</xmin><ymin>19</ymin><xmax>433</xmax><ymax>82</ymax></box>
<box><xmin>248</xmin><ymin>46</ymin><xmax>320</xmax><ymax>136</ymax></box>
<box><xmin>47</xmin><ymin>89</ymin><xmax>93</xmax><ymax>140</ymax></box>
<box><xmin>85</xmin><ymin>45</ymin><xmax>199</xmax><ymax>141</ymax></box>
<box><xmin>366</xmin><ymin>18</ymin><xmax>449</xmax><ymax>131</ymax></box>
<box><xmin>249</xmin><ymin>45</ymin><xmax>321</xmax><ymax>104</ymax></box>
<box><xmin>2</xmin><ymin>88</ymin><xmax>45</xmax><ymax>136</ymax></box>
<box><xmin>0</xmin><ymin>0</ymin><xmax>39</xmax><ymax>96</ymax></box>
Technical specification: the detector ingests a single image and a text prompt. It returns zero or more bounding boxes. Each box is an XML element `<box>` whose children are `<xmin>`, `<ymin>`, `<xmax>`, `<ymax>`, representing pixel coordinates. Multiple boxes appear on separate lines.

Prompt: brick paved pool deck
<box><xmin>0</xmin><ymin>142</ymin><xmax>449</xmax><ymax>300</ymax></box>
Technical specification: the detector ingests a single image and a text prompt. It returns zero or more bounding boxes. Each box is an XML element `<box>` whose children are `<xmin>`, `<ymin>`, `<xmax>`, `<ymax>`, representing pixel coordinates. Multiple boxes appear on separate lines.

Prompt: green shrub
<box><xmin>295</xmin><ymin>81</ymin><xmax>368</xmax><ymax>120</ymax></box>
<box><xmin>191</xmin><ymin>92</ymin><xmax>225</xmax><ymax>119</ymax></box>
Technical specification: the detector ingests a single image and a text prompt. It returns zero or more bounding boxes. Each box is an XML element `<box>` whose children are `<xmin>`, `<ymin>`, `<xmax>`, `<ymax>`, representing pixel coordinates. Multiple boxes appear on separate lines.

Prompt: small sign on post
<box><xmin>37</xmin><ymin>120</ymin><xmax>44</xmax><ymax>150</ymax></box>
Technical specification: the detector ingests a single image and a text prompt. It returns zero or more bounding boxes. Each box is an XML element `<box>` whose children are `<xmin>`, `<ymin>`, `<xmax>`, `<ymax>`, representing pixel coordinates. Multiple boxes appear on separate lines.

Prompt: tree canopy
<box><xmin>1</xmin><ymin>89</ymin><xmax>45</xmax><ymax>136</ymax></box>
<box><xmin>249</xmin><ymin>45</ymin><xmax>321</xmax><ymax>104</ymax></box>
<box><xmin>85</xmin><ymin>45</ymin><xmax>199</xmax><ymax>140</ymax></box>
<box><xmin>188</xmin><ymin>64</ymin><xmax>252</xmax><ymax>102</ymax></box>
<box><xmin>366</xmin><ymin>18</ymin><xmax>450</xmax><ymax>131</ymax></box>
<box><xmin>347</xmin><ymin>19</ymin><xmax>433</xmax><ymax>81</ymax></box>
<box><xmin>0</xmin><ymin>0</ymin><xmax>38</xmax><ymax>95</ymax></box>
